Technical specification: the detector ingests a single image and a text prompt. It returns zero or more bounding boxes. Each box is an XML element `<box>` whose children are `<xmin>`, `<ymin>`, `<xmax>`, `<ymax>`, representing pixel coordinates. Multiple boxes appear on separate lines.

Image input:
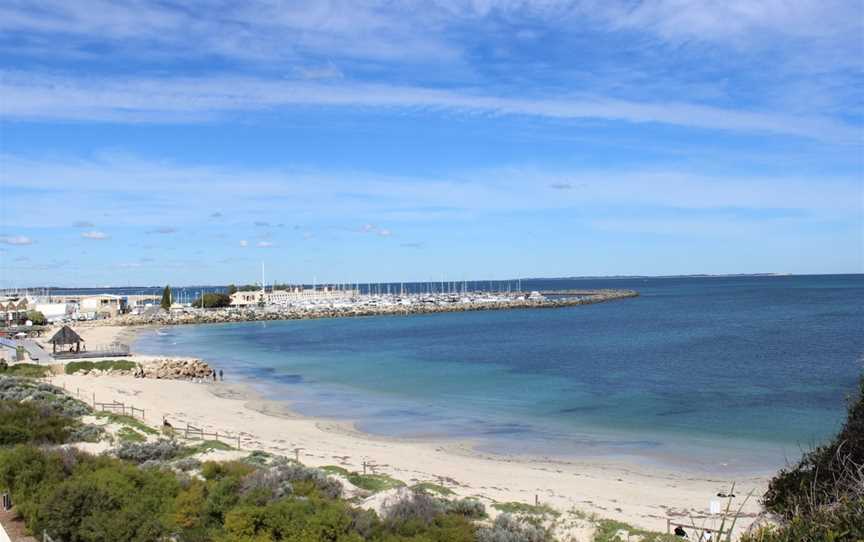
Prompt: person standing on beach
<box><xmin>212</xmin><ymin>371</ymin><xmax>217</xmax><ymax>382</ymax></box>
<box><xmin>219</xmin><ymin>369</ymin><xmax>224</xmax><ymax>381</ymax></box>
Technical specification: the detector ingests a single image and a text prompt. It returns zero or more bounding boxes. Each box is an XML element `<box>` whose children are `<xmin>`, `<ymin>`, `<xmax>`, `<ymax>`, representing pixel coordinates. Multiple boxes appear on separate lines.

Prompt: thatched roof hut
<box><xmin>49</xmin><ymin>325</ymin><xmax>84</xmax><ymax>353</ymax></box>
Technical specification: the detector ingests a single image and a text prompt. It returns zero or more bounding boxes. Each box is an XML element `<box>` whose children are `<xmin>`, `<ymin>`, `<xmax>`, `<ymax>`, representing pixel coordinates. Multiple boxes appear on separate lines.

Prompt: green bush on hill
<box><xmin>0</xmin><ymin>444</ymin><xmax>480</xmax><ymax>542</ymax></box>
<box><xmin>0</xmin><ymin>363</ymin><xmax>50</xmax><ymax>378</ymax></box>
<box><xmin>742</xmin><ymin>374</ymin><xmax>864</xmax><ymax>542</ymax></box>
<box><xmin>192</xmin><ymin>292</ymin><xmax>232</xmax><ymax>309</ymax></box>
<box><xmin>0</xmin><ymin>401</ymin><xmax>79</xmax><ymax>445</ymax></box>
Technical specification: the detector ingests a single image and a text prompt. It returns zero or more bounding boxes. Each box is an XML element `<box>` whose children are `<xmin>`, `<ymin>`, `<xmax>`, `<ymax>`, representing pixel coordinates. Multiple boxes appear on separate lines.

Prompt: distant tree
<box><xmin>191</xmin><ymin>293</ymin><xmax>232</xmax><ymax>309</ymax></box>
<box><xmin>227</xmin><ymin>284</ymin><xmax>238</xmax><ymax>296</ymax></box>
<box><xmin>25</xmin><ymin>310</ymin><xmax>46</xmax><ymax>325</ymax></box>
<box><xmin>160</xmin><ymin>285</ymin><xmax>172</xmax><ymax>310</ymax></box>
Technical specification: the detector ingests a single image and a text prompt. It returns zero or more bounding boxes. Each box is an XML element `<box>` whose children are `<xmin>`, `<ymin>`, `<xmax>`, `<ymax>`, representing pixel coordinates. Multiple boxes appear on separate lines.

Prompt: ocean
<box><xmin>134</xmin><ymin>274</ymin><xmax>863</xmax><ymax>474</ymax></box>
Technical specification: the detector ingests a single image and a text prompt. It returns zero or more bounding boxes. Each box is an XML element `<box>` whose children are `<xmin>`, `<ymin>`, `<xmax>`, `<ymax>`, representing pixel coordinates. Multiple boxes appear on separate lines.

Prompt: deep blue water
<box><xmin>135</xmin><ymin>274</ymin><xmax>864</xmax><ymax>474</ymax></box>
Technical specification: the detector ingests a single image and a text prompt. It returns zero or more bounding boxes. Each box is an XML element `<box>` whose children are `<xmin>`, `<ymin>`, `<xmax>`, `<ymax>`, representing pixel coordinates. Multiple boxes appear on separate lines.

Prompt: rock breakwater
<box><xmin>101</xmin><ymin>289</ymin><xmax>639</xmax><ymax>328</ymax></box>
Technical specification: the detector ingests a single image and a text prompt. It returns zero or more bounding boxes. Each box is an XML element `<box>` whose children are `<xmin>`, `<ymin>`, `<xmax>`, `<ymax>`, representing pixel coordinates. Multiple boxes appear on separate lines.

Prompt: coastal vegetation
<box><xmin>0</xmin><ymin>374</ymin><xmax>551</xmax><ymax>542</ymax></box>
<box><xmin>25</xmin><ymin>309</ymin><xmax>46</xmax><ymax>325</ymax></box>
<box><xmin>65</xmin><ymin>359</ymin><xmax>139</xmax><ymax>374</ymax></box>
<box><xmin>0</xmin><ymin>401</ymin><xmax>78</xmax><ymax>445</ymax></box>
<box><xmin>742</xmin><ymin>374</ymin><xmax>863</xmax><ymax>542</ymax></box>
<box><xmin>161</xmin><ymin>284</ymin><xmax>173</xmax><ymax>310</ymax></box>
<box><xmin>191</xmin><ymin>292</ymin><xmax>233</xmax><ymax>308</ymax></box>
<box><xmin>0</xmin><ymin>362</ymin><xmax>51</xmax><ymax>378</ymax></box>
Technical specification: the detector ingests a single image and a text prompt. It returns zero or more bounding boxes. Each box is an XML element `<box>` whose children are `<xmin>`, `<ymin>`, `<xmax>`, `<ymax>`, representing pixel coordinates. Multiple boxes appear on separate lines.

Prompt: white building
<box><xmin>34</xmin><ymin>302</ymin><xmax>75</xmax><ymax>323</ymax></box>
<box><xmin>230</xmin><ymin>287</ymin><xmax>358</xmax><ymax>307</ymax></box>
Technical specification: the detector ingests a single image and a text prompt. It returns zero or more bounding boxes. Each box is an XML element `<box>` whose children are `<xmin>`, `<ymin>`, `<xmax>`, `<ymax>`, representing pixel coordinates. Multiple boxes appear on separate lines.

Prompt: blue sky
<box><xmin>0</xmin><ymin>0</ymin><xmax>862</xmax><ymax>287</ymax></box>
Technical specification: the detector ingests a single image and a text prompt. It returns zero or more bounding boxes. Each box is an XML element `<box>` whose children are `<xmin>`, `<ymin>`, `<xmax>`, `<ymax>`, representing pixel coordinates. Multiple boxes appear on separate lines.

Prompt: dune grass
<box><xmin>492</xmin><ymin>501</ymin><xmax>560</xmax><ymax>517</ymax></box>
<box><xmin>94</xmin><ymin>411</ymin><xmax>159</xmax><ymax>435</ymax></box>
<box><xmin>319</xmin><ymin>465</ymin><xmax>406</xmax><ymax>493</ymax></box>
<box><xmin>0</xmin><ymin>363</ymin><xmax>51</xmax><ymax>378</ymax></box>
<box><xmin>116</xmin><ymin>426</ymin><xmax>146</xmax><ymax>443</ymax></box>
<box><xmin>411</xmin><ymin>482</ymin><xmax>456</xmax><ymax>496</ymax></box>
<box><xmin>592</xmin><ymin>518</ymin><xmax>679</xmax><ymax>542</ymax></box>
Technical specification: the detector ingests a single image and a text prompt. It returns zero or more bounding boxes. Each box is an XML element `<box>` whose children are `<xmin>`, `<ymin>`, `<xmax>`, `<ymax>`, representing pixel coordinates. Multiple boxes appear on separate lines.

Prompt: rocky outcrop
<box><xmin>135</xmin><ymin>358</ymin><xmax>214</xmax><ymax>380</ymax></box>
<box><xmin>73</xmin><ymin>358</ymin><xmax>215</xmax><ymax>380</ymax></box>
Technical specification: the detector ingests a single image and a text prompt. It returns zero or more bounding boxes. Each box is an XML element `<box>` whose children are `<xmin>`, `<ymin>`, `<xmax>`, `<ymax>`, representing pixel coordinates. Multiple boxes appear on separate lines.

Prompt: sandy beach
<box><xmin>43</xmin><ymin>325</ymin><xmax>769</xmax><ymax>537</ymax></box>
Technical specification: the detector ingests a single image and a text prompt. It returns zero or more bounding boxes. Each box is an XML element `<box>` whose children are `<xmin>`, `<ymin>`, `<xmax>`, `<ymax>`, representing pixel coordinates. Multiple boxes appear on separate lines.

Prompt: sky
<box><xmin>0</xmin><ymin>0</ymin><xmax>862</xmax><ymax>287</ymax></box>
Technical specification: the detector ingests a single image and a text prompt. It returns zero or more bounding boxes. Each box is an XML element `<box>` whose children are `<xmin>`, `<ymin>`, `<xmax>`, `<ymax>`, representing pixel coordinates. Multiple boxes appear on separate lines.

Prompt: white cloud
<box><xmin>81</xmin><ymin>231</ymin><xmax>109</xmax><ymax>240</ymax></box>
<box><xmin>256</xmin><ymin>241</ymin><xmax>274</xmax><ymax>248</ymax></box>
<box><xmin>1</xmin><ymin>73</ymin><xmax>858</xmax><ymax>143</ymax></box>
<box><xmin>0</xmin><ymin>235</ymin><xmax>33</xmax><ymax>245</ymax></box>
<box><xmin>72</xmin><ymin>220</ymin><xmax>95</xmax><ymax>227</ymax></box>
<box><xmin>239</xmin><ymin>240</ymin><xmax>249</xmax><ymax>247</ymax></box>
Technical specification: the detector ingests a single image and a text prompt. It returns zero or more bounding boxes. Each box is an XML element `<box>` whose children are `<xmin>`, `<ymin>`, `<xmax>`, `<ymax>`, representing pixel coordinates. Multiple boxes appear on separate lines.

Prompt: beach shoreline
<box><xmin>45</xmin><ymin>323</ymin><xmax>771</xmax><ymax>534</ymax></box>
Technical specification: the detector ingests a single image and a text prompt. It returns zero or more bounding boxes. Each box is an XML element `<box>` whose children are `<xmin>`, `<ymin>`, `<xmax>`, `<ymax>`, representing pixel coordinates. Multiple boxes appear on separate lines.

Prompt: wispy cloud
<box><xmin>2</xmin><ymin>153</ymin><xmax>860</xmax><ymax>232</ymax></box>
<box><xmin>1</xmin><ymin>73</ymin><xmax>858</xmax><ymax>143</ymax></box>
<box><xmin>256</xmin><ymin>241</ymin><xmax>274</xmax><ymax>248</ymax></box>
<box><xmin>0</xmin><ymin>235</ymin><xmax>33</xmax><ymax>246</ymax></box>
<box><xmin>81</xmin><ymin>231</ymin><xmax>109</xmax><ymax>240</ymax></box>
<box><xmin>72</xmin><ymin>220</ymin><xmax>95</xmax><ymax>228</ymax></box>
<box><xmin>239</xmin><ymin>240</ymin><xmax>249</xmax><ymax>247</ymax></box>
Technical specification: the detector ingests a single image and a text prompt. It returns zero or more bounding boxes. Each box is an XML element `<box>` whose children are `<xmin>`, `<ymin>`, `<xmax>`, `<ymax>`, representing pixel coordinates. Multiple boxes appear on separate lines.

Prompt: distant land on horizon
<box><xmin>9</xmin><ymin>272</ymin><xmax>864</xmax><ymax>292</ymax></box>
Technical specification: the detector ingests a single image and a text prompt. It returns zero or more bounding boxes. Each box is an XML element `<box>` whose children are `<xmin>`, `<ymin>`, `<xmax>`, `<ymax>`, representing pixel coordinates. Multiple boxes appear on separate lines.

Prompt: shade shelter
<box><xmin>49</xmin><ymin>325</ymin><xmax>84</xmax><ymax>354</ymax></box>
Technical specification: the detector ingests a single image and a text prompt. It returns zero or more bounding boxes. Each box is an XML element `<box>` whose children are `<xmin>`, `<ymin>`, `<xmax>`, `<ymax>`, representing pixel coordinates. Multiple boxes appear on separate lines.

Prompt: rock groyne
<box><xmin>103</xmin><ymin>289</ymin><xmax>639</xmax><ymax>328</ymax></box>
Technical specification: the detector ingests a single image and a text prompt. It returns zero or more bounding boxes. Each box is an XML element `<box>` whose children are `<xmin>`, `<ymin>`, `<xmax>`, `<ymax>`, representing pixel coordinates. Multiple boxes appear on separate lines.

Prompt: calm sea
<box><xmin>135</xmin><ymin>274</ymin><xmax>863</xmax><ymax>474</ymax></box>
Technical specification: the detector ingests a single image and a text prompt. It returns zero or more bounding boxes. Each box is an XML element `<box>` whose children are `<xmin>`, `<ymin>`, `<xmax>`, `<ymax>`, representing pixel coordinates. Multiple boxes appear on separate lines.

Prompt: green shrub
<box><xmin>0</xmin><ymin>400</ymin><xmax>78</xmax><ymax>445</ymax></box>
<box><xmin>34</xmin><ymin>457</ymin><xmax>180</xmax><ymax>542</ymax></box>
<box><xmin>411</xmin><ymin>482</ymin><xmax>455</xmax><ymax>496</ymax></box>
<box><xmin>94</xmin><ymin>411</ymin><xmax>158</xmax><ymax>435</ymax></box>
<box><xmin>0</xmin><ymin>363</ymin><xmax>50</xmax><ymax>378</ymax></box>
<box><xmin>446</xmin><ymin>498</ymin><xmax>486</xmax><ymax>518</ymax></box>
<box><xmin>347</xmin><ymin>471</ymin><xmax>405</xmax><ymax>493</ymax></box>
<box><xmin>764</xmin><ymin>375</ymin><xmax>863</xmax><ymax>518</ymax></box>
<box><xmin>117</xmin><ymin>426</ymin><xmax>146</xmax><ymax>443</ymax></box>
<box><xmin>0</xmin><ymin>377</ymin><xmax>91</xmax><ymax>417</ymax></box>
<box><xmin>477</xmin><ymin>513</ymin><xmax>549</xmax><ymax>542</ymax></box>
<box><xmin>491</xmin><ymin>501</ymin><xmax>559</xmax><ymax>517</ymax></box>
<box><xmin>741</xmin><ymin>496</ymin><xmax>864</xmax><ymax>542</ymax></box>
<box><xmin>746</xmin><ymin>374</ymin><xmax>864</xmax><ymax>542</ymax></box>
<box><xmin>0</xmin><ymin>446</ymin><xmax>482</xmax><ymax>542</ymax></box>
<box><xmin>65</xmin><ymin>360</ymin><xmax>139</xmax><ymax>374</ymax></box>
<box><xmin>115</xmin><ymin>439</ymin><xmax>183</xmax><ymax>463</ymax></box>
<box><xmin>26</xmin><ymin>310</ymin><xmax>46</xmax><ymax>325</ymax></box>
<box><xmin>0</xmin><ymin>445</ymin><xmax>67</xmax><ymax>522</ymax></box>
<box><xmin>192</xmin><ymin>293</ymin><xmax>232</xmax><ymax>309</ymax></box>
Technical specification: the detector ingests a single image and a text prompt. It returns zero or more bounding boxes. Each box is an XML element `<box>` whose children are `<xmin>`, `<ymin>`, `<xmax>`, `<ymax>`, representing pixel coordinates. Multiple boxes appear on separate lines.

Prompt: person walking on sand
<box><xmin>219</xmin><ymin>369</ymin><xmax>224</xmax><ymax>381</ymax></box>
<box><xmin>212</xmin><ymin>371</ymin><xmax>217</xmax><ymax>382</ymax></box>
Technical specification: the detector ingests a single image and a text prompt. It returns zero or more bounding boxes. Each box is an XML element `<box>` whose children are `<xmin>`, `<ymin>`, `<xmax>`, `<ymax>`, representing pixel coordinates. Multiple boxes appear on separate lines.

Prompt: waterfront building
<box><xmin>0</xmin><ymin>297</ymin><xmax>28</xmax><ymax>326</ymax></box>
<box><xmin>230</xmin><ymin>286</ymin><xmax>358</xmax><ymax>307</ymax></box>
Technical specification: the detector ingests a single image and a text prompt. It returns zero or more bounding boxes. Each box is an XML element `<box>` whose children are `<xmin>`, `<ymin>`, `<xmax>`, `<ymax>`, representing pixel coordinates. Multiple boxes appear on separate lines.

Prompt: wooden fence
<box><xmin>181</xmin><ymin>422</ymin><xmax>242</xmax><ymax>450</ymax></box>
<box><xmin>93</xmin><ymin>399</ymin><xmax>145</xmax><ymax>420</ymax></box>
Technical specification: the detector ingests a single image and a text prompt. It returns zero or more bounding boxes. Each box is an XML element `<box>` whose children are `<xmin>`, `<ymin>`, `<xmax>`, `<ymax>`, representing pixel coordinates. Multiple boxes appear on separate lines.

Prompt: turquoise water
<box><xmin>135</xmin><ymin>274</ymin><xmax>863</xmax><ymax>474</ymax></box>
